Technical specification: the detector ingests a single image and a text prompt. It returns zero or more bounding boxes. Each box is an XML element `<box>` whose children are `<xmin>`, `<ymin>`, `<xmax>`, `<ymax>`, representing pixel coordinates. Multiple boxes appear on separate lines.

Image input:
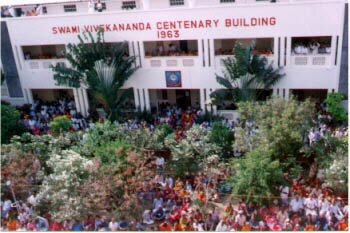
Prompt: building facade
<box><xmin>1</xmin><ymin>0</ymin><xmax>347</xmax><ymax>116</ymax></box>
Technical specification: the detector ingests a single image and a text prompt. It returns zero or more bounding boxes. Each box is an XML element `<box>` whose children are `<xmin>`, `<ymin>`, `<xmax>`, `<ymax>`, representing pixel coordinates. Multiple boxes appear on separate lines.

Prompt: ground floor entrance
<box><xmin>290</xmin><ymin>89</ymin><xmax>328</xmax><ymax>102</ymax></box>
<box><xmin>32</xmin><ymin>89</ymin><xmax>73</xmax><ymax>102</ymax></box>
<box><xmin>149</xmin><ymin>89</ymin><xmax>200</xmax><ymax>113</ymax></box>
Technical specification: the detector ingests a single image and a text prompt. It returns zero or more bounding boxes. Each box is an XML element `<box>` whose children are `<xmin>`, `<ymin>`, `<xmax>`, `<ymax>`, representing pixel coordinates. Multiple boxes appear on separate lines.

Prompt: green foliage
<box><xmin>148</xmin><ymin>124</ymin><xmax>173</xmax><ymax>150</ymax></box>
<box><xmin>209</xmin><ymin>122</ymin><xmax>235</xmax><ymax>159</ymax></box>
<box><xmin>324</xmin><ymin>137</ymin><xmax>348</xmax><ymax>195</ymax></box>
<box><xmin>325</xmin><ymin>93</ymin><xmax>347</xmax><ymax>123</ymax></box>
<box><xmin>211</xmin><ymin>43</ymin><xmax>284</xmax><ymax>104</ymax></box>
<box><xmin>49</xmin><ymin>116</ymin><xmax>72</xmax><ymax>135</ymax></box>
<box><xmin>1</xmin><ymin>104</ymin><xmax>27</xmax><ymax>144</ymax></box>
<box><xmin>165</xmin><ymin>126</ymin><xmax>220</xmax><ymax>177</ymax></box>
<box><xmin>229</xmin><ymin>146</ymin><xmax>285</xmax><ymax>205</ymax></box>
<box><xmin>133</xmin><ymin>109</ymin><xmax>154</xmax><ymax>123</ymax></box>
<box><xmin>94</xmin><ymin>140</ymin><xmax>130</xmax><ymax>165</ymax></box>
<box><xmin>52</xmin><ymin>30</ymin><xmax>137</xmax><ymax>121</ymax></box>
<box><xmin>88</xmin><ymin>60</ymin><xmax>135</xmax><ymax>121</ymax></box>
<box><xmin>234</xmin><ymin>98</ymin><xmax>314</xmax><ymax>178</ymax></box>
<box><xmin>7</xmin><ymin>132</ymin><xmax>82</xmax><ymax>174</ymax></box>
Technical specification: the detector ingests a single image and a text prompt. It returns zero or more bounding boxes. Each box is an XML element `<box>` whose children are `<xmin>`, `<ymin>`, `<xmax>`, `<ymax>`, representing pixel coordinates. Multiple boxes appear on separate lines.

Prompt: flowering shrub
<box><xmin>35</xmin><ymin>150</ymin><xmax>91</xmax><ymax>221</ymax></box>
<box><xmin>165</xmin><ymin>125</ymin><xmax>220</xmax><ymax>161</ymax></box>
<box><xmin>324</xmin><ymin>138</ymin><xmax>348</xmax><ymax>195</ymax></box>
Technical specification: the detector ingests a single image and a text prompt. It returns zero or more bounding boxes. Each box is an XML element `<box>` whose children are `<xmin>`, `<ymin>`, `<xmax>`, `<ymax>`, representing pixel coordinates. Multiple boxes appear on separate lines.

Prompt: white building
<box><xmin>1</xmin><ymin>0</ymin><xmax>348</xmax><ymax>116</ymax></box>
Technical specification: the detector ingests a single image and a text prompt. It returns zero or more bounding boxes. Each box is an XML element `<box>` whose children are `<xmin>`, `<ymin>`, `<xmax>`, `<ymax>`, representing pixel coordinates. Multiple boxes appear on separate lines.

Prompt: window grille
<box><xmin>170</xmin><ymin>0</ymin><xmax>184</xmax><ymax>6</ymax></box>
<box><xmin>63</xmin><ymin>5</ymin><xmax>76</xmax><ymax>12</ymax></box>
<box><xmin>122</xmin><ymin>1</ymin><xmax>136</xmax><ymax>9</ymax></box>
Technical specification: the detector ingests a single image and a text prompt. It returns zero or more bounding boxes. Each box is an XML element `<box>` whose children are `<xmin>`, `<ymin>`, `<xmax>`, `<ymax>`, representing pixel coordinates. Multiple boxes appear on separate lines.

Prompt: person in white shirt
<box><xmin>304</xmin><ymin>195</ymin><xmax>318</xmax><ymax>221</ymax></box>
<box><xmin>215</xmin><ymin>218</ymin><xmax>229</xmax><ymax>231</ymax></box>
<box><xmin>165</xmin><ymin>175</ymin><xmax>174</xmax><ymax>188</ymax></box>
<box><xmin>318</xmin><ymin>196</ymin><xmax>330</xmax><ymax>216</ymax></box>
<box><xmin>108</xmin><ymin>217</ymin><xmax>119</xmax><ymax>231</ymax></box>
<box><xmin>290</xmin><ymin>194</ymin><xmax>304</xmax><ymax>214</ymax></box>
<box><xmin>235</xmin><ymin>210</ymin><xmax>246</xmax><ymax>227</ymax></box>
<box><xmin>156</xmin><ymin>156</ymin><xmax>165</xmax><ymax>170</ymax></box>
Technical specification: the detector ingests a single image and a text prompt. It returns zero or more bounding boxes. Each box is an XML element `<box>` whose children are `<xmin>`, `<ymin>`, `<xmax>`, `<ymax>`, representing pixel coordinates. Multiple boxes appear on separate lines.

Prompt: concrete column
<box><xmin>206</xmin><ymin>89</ymin><xmax>212</xmax><ymax>113</ymax></box>
<box><xmin>272</xmin><ymin>88</ymin><xmax>280</xmax><ymax>99</ymax></box>
<box><xmin>189</xmin><ymin>0</ymin><xmax>196</xmax><ymax>7</ymax></box>
<box><xmin>280</xmin><ymin>37</ymin><xmax>285</xmax><ymax>67</ymax></box>
<box><xmin>78</xmin><ymin>89</ymin><xmax>86</xmax><ymax>115</ymax></box>
<box><xmin>82</xmin><ymin>88</ymin><xmax>89</xmax><ymax>116</ymax></box>
<box><xmin>209</xmin><ymin>39</ymin><xmax>215</xmax><ymax>68</ymax></box>
<box><xmin>73</xmin><ymin>89</ymin><xmax>82</xmax><ymax>113</ymax></box>
<box><xmin>133</xmin><ymin>87</ymin><xmax>140</xmax><ymax>109</ymax></box>
<box><xmin>273</xmin><ymin>37</ymin><xmax>279</xmax><ymax>68</ymax></box>
<box><xmin>139</xmin><ymin>88</ymin><xmax>145</xmax><ymax>111</ymax></box>
<box><xmin>330</xmin><ymin>35</ymin><xmax>337</xmax><ymax>67</ymax></box>
<box><xmin>200</xmin><ymin>89</ymin><xmax>206</xmax><ymax>111</ymax></box>
<box><xmin>26</xmin><ymin>89</ymin><xmax>34</xmax><ymax>104</ymax></box>
<box><xmin>142</xmin><ymin>0</ymin><xmax>150</xmax><ymax>9</ymax></box>
<box><xmin>203</xmin><ymin>39</ymin><xmax>208</xmax><ymax>67</ymax></box>
<box><xmin>286</xmin><ymin>37</ymin><xmax>292</xmax><ymax>66</ymax></box>
<box><xmin>144</xmin><ymin>89</ymin><xmax>151</xmax><ymax>111</ymax></box>
<box><xmin>285</xmin><ymin>89</ymin><xmax>290</xmax><ymax>100</ymax></box>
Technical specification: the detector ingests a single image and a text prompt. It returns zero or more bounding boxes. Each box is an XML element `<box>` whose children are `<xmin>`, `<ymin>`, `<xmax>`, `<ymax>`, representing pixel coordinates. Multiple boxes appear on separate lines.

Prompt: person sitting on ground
<box><xmin>142</xmin><ymin>210</ymin><xmax>154</xmax><ymax>225</ymax></box>
<box><xmin>152</xmin><ymin>206</ymin><xmax>166</xmax><ymax>221</ymax></box>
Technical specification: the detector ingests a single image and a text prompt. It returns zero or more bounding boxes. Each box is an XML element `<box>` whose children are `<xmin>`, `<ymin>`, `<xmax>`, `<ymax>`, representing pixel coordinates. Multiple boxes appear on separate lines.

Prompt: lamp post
<box><xmin>6</xmin><ymin>180</ymin><xmax>20</xmax><ymax>214</ymax></box>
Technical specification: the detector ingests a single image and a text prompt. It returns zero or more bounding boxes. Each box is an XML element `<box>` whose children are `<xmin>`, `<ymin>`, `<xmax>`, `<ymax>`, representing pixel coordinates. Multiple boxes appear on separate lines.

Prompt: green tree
<box><xmin>49</xmin><ymin>116</ymin><xmax>72</xmax><ymax>135</ymax></box>
<box><xmin>1</xmin><ymin>104</ymin><xmax>27</xmax><ymax>144</ymax></box>
<box><xmin>211</xmin><ymin>43</ymin><xmax>284</xmax><ymax>105</ymax></box>
<box><xmin>234</xmin><ymin>98</ymin><xmax>314</xmax><ymax>176</ymax></box>
<box><xmin>229</xmin><ymin>146</ymin><xmax>285</xmax><ymax>205</ymax></box>
<box><xmin>325</xmin><ymin>92</ymin><xmax>347</xmax><ymax>123</ymax></box>
<box><xmin>209</xmin><ymin>122</ymin><xmax>235</xmax><ymax>159</ymax></box>
<box><xmin>52</xmin><ymin>30</ymin><xmax>137</xmax><ymax>121</ymax></box>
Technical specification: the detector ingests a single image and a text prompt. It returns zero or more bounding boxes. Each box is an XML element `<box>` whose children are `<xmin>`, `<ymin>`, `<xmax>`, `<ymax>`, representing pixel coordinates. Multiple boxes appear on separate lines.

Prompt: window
<box><xmin>63</xmin><ymin>5</ymin><xmax>76</xmax><ymax>12</ymax></box>
<box><xmin>170</xmin><ymin>0</ymin><xmax>184</xmax><ymax>6</ymax></box>
<box><xmin>144</xmin><ymin>40</ymin><xmax>198</xmax><ymax>57</ymax></box>
<box><xmin>220</xmin><ymin>0</ymin><xmax>235</xmax><ymax>3</ymax></box>
<box><xmin>22</xmin><ymin>45</ymin><xmax>66</xmax><ymax>60</ymax></box>
<box><xmin>214</xmin><ymin>38</ymin><xmax>274</xmax><ymax>56</ymax></box>
<box><xmin>291</xmin><ymin>36</ymin><xmax>332</xmax><ymax>55</ymax></box>
<box><xmin>122</xmin><ymin>1</ymin><xmax>136</xmax><ymax>9</ymax></box>
<box><xmin>95</xmin><ymin>2</ymin><xmax>106</xmax><ymax>10</ymax></box>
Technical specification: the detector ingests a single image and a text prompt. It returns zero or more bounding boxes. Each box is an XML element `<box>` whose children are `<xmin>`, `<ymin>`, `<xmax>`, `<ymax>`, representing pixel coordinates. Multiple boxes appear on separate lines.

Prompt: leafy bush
<box><xmin>324</xmin><ymin>137</ymin><xmax>348</xmax><ymax>195</ymax></box>
<box><xmin>49</xmin><ymin>116</ymin><xmax>71</xmax><ymax>135</ymax></box>
<box><xmin>36</xmin><ymin>150</ymin><xmax>91</xmax><ymax>220</ymax></box>
<box><xmin>325</xmin><ymin>93</ymin><xmax>347</xmax><ymax>123</ymax></box>
<box><xmin>1</xmin><ymin>104</ymin><xmax>27</xmax><ymax>144</ymax></box>
<box><xmin>234</xmin><ymin>98</ymin><xmax>314</xmax><ymax>176</ymax></box>
<box><xmin>94</xmin><ymin>140</ymin><xmax>130</xmax><ymax>164</ymax></box>
<box><xmin>209</xmin><ymin>122</ymin><xmax>235</xmax><ymax>159</ymax></box>
<box><xmin>147</xmin><ymin>124</ymin><xmax>173</xmax><ymax>150</ymax></box>
<box><xmin>228</xmin><ymin>146</ymin><xmax>286</xmax><ymax>205</ymax></box>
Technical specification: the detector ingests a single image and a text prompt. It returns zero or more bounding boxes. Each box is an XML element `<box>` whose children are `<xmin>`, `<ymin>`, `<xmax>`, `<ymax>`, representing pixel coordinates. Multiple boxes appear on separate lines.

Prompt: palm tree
<box><xmin>51</xmin><ymin>29</ymin><xmax>138</xmax><ymax>121</ymax></box>
<box><xmin>211</xmin><ymin>43</ymin><xmax>285</xmax><ymax>106</ymax></box>
<box><xmin>87</xmin><ymin>60</ymin><xmax>133</xmax><ymax>121</ymax></box>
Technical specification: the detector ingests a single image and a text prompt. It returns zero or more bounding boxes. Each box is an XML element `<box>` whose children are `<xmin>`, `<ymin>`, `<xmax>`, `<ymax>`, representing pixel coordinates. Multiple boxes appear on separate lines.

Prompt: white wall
<box><xmin>4</xmin><ymin>1</ymin><xmax>346</xmax><ymax>95</ymax></box>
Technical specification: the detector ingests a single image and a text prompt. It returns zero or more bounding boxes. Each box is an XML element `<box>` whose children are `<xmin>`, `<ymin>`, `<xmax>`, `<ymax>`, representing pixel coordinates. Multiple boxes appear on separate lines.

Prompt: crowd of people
<box><xmin>1</xmin><ymin>152</ymin><xmax>348</xmax><ymax>231</ymax></box>
<box><xmin>17</xmin><ymin>97</ymin><xmax>91</xmax><ymax>135</ymax></box>
<box><xmin>1</xmin><ymin>97</ymin><xmax>348</xmax><ymax>231</ymax></box>
<box><xmin>292</xmin><ymin>41</ymin><xmax>331</xmax><ymax>55</ymax></box>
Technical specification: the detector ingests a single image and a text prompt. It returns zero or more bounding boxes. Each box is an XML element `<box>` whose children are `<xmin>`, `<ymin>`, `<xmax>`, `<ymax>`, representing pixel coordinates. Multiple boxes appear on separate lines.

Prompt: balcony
<box><xmin>290</xmin><ymin>54</ymin><xmax>331</xmax><ymax>67</ymax></box>
<box><xmin>215</xmin><ymin>54</ymin><xmax>275</xmax><ymax>68</ymax></box>
<box><xmin>24</xmin><ymin>59</ymin><xmax>67</xmax><ymax>70</ymax></box>
<box><xmin>144</xmin><ymin>56</ymin><xmax>200</xmax><ymax>68</ymax></box>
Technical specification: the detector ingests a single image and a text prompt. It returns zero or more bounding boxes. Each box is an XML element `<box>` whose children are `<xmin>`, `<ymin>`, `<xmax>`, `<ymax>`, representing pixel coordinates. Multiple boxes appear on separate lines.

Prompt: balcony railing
<box><xmin>215</xmin><ymin>54</ymin><xmax>275</xmax><ymax>68</ymax></box>
<box><xmin>144</xmin><ymin>56</ymin><xmax>200</xmax><ymax>68</ymax></box>
<box><xmin>291</xmin><ymin>54</ymin><xmax>331</xmax><ymax>67</ymax></box>
<box><xmin>24</xmin><ymin>59</ymin><xmax>68</xmax><ymax>70</ymax></box>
